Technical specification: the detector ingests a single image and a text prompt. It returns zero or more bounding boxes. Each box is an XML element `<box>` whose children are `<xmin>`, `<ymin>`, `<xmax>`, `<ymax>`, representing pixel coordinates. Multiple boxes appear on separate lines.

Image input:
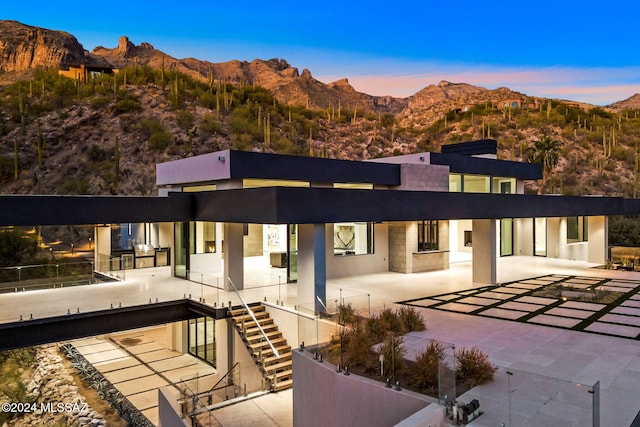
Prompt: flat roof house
<box><xmin>2</xmin><ymin>139</ymin><xmax>640</xmax><ymax>424</ymax></box>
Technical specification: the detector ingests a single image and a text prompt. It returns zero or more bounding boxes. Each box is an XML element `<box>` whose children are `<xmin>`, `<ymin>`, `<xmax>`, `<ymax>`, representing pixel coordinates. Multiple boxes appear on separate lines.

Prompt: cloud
<box><xmin>316</xmin><ymin>65</ymin><xmax>640</xmax><ymax>106</ymax></box>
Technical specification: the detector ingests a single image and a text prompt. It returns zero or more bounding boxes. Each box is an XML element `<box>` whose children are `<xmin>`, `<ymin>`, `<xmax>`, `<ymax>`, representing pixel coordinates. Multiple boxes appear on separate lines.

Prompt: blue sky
<box><xmin>4</xmin><ymin>1</ymin><xmax>640</xmax><ymax>104</ymax></box>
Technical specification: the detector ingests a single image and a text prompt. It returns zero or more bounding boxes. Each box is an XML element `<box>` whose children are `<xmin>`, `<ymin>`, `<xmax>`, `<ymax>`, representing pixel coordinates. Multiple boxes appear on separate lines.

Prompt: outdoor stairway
<box><xmin>230</xmin><ymin>303</ymin><xmax>293</xmax><ymax>392</ymax></box>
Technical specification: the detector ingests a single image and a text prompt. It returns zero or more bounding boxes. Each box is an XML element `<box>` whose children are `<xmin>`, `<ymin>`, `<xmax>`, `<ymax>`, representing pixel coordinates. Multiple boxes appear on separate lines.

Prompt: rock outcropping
<box><xmin>0</xmin><ymin>21</ymin><xmax>86</xmax><ymax>72</ymax></box>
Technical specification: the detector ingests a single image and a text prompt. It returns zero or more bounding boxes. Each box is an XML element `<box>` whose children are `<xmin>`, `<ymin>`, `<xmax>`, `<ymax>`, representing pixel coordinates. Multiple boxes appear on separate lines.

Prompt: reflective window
<box><xmin>567</xmin><ymin>216</ymin><xmax>588</xmax><ymax>243</ymax></box>
<box><xmin>334</xmin><ymin>222</ymin><xmax>374</xmax><ymax>256</ymax></box>
<box><xmin>492</xmin><ymin>177</ymin><xmax>516</xmax><ymax>194</ymax></box>
<box><xmin>418</xmin><ymin>220</ymin><xmax>439</xmax><ymax>251</ymax></box>
<box><xmin>188</xmin><ymin>316</ymin><xmax>216</xmax><ymax>366</ymax></box>
<box><xmin>449</xmin><ymin>174</ymin><xmax>462</xmax><ymax>192</ymax></box>
<box><xmin>463</xmin><ymin>175</ymin><xmax>490</xmax><ymax>193</ymax></box>
<box><xmin>192</xmin><ymin>222</ymin><xmax>216</xmax><ymax>253</ymax></box>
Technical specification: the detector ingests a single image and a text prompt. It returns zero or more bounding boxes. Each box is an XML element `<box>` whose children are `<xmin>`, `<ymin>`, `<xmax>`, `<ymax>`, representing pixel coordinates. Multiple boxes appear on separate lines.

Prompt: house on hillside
<box><xmin>58</xmin><ymin>63</ymin><xmax>118</xmax><ymax>83</ymax></box>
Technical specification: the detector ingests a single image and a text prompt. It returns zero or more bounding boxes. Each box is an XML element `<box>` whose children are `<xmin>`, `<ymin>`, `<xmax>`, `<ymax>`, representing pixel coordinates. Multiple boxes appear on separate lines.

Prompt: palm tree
<box><xmin>527</xmin><ymin>136</ymin><xmax>559</xmax><ymax>194</ymax></box>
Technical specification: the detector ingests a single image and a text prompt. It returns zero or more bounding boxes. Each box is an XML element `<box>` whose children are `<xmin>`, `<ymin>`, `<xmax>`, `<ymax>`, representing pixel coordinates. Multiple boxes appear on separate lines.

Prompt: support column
<box><xmin>588</xmin><ymin>216</ymin><xmax>607</xmax><ymax>264</ymax></box>
<box><xmin>224</xmin><ymin>222</ymin><xmax>244</xmax><ymax>290</ymax></box>
<box><xmin>298</xmin><ymin>224</ymin><xmax>327</xmax><ymax>313</ymax></box>
<box><xmin>94</xmin><ymin>225</ymin><xmax>111</xmax><ymax>273</ymax></box>
<box><xmin>472</xmin><ymin>219</ymin><xmax>497</xmax><ymax>285</ymax></box>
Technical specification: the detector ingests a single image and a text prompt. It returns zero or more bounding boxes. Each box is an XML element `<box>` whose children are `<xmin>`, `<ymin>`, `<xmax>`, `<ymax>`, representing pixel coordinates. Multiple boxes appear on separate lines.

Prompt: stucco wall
<box><xmin>158</xmin><ymin>386</ymin><xmax>190</xmax><ymax>427</ymax></box>
<box><xmin>326</xmin><ymin>223</ymin><xmax>389</xmax><ymax>279</ymax></box>
<box><xmin>293</xmin><ymin>350</ymin><xmax>432</xmax><ymax>427</ymax></box>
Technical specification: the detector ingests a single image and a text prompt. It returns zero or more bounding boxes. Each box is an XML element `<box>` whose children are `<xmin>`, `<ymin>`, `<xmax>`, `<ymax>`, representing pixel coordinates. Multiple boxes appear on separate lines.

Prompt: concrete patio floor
<box><xmin>4</xmin><ymin>256</ymin><xmax>640</xmax><ymax>426</ymax></box>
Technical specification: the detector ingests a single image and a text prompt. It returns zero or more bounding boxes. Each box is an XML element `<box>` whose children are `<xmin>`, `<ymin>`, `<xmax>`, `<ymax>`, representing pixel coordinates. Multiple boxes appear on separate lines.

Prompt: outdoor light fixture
<box><xmin>218</xmin><ymin>155</ymin><xmax>225</xmax><ymax>162</ymax></box>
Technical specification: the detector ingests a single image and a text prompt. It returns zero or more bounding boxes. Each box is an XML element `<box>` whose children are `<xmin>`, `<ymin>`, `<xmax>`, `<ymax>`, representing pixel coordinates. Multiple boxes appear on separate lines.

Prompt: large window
<box><xmin>500</xmin><ymin>219</ymin><xmax>513</xmax><ymax>256</ymax></box>
<box><xmin>418</xmin><ymin>220</ymin><xmax>439</xmax><ymax>251</ymax></box>
<box><xmin>334</xmin><ymin>222</ymin><xmax>374</xmax><ymax>256</ymax></box>
<box><xmin>191</xmin><ymin>221</ymin><xmax>216</xmax><ymax>253</ymax></box>
<box><xmin>188</xmin><ymin>316</ymin><xmax>215</xmax><ymax>366</ymax></box>
<box><xmin>493</xmin><ymin>177</ymin><xmax>516</xmax><ymax>194</ymax></box>
<box><xmin>567</xmin><ymin>216</ymin><xmax>588</xmax><ymax>243</ymax></box>
<box><xmin>534</xmin><ymin>218</ymin><xmax>547</xmax><ymax>256</ymax></box>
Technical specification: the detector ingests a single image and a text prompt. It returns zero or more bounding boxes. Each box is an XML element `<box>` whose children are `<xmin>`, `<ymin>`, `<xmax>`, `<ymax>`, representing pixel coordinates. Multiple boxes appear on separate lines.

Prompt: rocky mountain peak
<box><xmin>0</xmin><ymin>20</ymin><xmax>86</xmax><ymax>72</ymax></box>
<box><xmin>610</xmin><ymin>93</ymin><xmax>640</xmax><ymax>110</ymax></box>
<box><xmin>117</xmin><ymin>36</ymin><xmax>136</xmax><ymax>57</ymax></box>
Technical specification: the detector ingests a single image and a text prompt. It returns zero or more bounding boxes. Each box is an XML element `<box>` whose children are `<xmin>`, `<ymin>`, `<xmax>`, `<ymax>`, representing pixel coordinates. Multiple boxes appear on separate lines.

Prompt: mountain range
<box><xmin>1</xmin><ymin>19</ymin><xmax>640</xmax><ymax>203</ymax></box>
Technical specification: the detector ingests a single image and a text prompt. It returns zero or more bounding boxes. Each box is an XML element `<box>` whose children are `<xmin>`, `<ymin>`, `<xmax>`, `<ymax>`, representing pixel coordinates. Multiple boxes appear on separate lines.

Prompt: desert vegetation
<box><xmin>323</xmin><ymin>304</ymin><xmax>496</xmax><ymax>398</ymax></box>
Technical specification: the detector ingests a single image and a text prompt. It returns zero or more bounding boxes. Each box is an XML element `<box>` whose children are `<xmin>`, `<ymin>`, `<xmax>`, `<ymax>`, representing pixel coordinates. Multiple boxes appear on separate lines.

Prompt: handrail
<box><xmin>227</xmin><ymin>277</ymin><xmax>280</xmax><ymax>359</ymax></box>
<box><xmin>208</xmin><ymin>361</ymin><xmax>239</xmax><ymax>393</ymax></box>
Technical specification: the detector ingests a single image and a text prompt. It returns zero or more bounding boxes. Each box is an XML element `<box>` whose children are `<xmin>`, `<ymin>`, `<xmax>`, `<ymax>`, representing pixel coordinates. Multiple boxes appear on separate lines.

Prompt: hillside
<box><xmin>1</xmin><ymin>20</ymin><xmax>640</xmax><ymax>202</ymax></box>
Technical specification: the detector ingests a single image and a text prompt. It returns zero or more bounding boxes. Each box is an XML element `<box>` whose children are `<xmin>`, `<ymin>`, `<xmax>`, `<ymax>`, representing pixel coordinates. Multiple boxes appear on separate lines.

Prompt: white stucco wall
<box><xmin>293</xmin><ymin>350</ymin><xmax>432</xmax><ymax>427</ymax></box>
<box><xmin>326</xmin><ymin>223</ymin><xmax>389</xmax><ymax>279</ymax></box>
<box><xmin>517</xmin><ymin>218</ymin><xmax>534</xmax><ymax>256</ymax></box>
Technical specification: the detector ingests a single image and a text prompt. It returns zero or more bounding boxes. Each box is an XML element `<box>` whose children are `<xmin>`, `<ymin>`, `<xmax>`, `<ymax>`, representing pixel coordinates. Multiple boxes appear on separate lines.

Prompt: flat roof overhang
<box><xmin>194</xmin><ymin>187</ymin><xmax>640</xmax><ymax>223</ymax></box>
<box><xmin>2</xmin><ymin>188</ymin><xmax>640</xmax><ymax>227</ymax></box>
<box><xmin>0</xmin><ymin>192</ymin><xmax>193</xmax><ymax>226</ymax></box>
<box><xmin>430</xmin><ymin>152</ymin><xmax>542</xmax><ymax>180</ymax></box>
<box><xmin>157</xmin><ymin>149</ymin><xmax>402</xmax><ymax>187</ymax></box>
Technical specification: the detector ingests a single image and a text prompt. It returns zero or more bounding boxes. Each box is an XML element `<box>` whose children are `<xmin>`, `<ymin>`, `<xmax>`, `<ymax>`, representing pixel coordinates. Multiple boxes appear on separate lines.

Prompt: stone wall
<box><xmin>1</xmin><ymin>345</ymin><xmax>107</xmax><ymax>427</ymax></box>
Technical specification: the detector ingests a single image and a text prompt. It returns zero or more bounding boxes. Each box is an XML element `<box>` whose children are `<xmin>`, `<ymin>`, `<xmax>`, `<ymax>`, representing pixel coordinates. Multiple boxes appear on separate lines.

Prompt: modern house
<box><xmin>94</xmin><ymin>138</ymin><xmax>607</xmax><ymax>304</ymax></box>
<box><xmin>2</xmin><ymin>139</ymin><xmax>640</xmax><ymax>424</ymax></box>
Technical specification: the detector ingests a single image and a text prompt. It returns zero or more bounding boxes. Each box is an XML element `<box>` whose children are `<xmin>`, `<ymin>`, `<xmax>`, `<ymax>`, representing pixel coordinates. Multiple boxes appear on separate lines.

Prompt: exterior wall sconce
<box><xmin>218</xmin><ymin>155</ymin><xmax>225</xmax><ymax>162</ymax></box>
<box><xmin>419</xmin><ymin>156</ymin><xmax>425</xmax><ymax>161</ymax></box>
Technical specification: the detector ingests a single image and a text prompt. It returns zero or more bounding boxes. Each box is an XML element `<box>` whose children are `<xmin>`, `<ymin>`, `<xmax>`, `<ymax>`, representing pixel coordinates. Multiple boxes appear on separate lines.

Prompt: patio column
<box><xmin>298</xmin><ymin>223</ymin><xmax>327</xmax><ymax>313</ymax></box>
<box><xmin>472</xmin><ymin>219</ymin><xmax>497</xmax><ymax>285</ymax></box>
<box><xmin>94</xmin><ymin>225</ymin><xmax>111</xmax><ymax>273</ymax></box>
<box><xmin>588</xmin><ymin>216</ymin><xmax>607</xmax><ymax>264</ymax></box>
<box><xmin>224</xmin><ymin>222</ymin><xmax>244</xmax><ymax>290</ymax></box>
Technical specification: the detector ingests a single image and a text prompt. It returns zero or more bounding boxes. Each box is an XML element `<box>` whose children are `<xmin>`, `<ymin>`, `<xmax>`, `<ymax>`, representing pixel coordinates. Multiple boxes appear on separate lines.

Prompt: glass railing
<box><xmin>0</xmin><ymin>261</ymin><xmax>97</xmax><ymax>290</ymax></box>
<box><xmin>449</xmin><ymin>365</ymin><xmax>598</xmax><ymax>426</ymax></box>
<box><xmin>177</xmin><ymin>360</ymin><xmax>270</xmax><ymax>425</ymax></box>
<box><xmin>327</xmin><ymin>285</ymin><xmax>371</xmax><ymax>318</ymax></box>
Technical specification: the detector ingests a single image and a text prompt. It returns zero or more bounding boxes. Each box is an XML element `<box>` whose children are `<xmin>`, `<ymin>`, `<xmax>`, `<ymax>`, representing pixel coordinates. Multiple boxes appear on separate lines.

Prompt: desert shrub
<box><xmin>455</xmin><ymin>346</ymin><xmax>497</xmax><ymax>388</ymax></box>
<box><xmin>90</xmin><ymin>96</ymin><xmax>109</xmax><ymax>110</ymax></box>
<box><xmin>175</xmin><ymin>109</ymin><xmax>194</xmax><ymax>130</ymax></box>
<box><xmin>0</xmin><ymin>156</ymin><xmax>13</xmax><ymax>184</ymax></box>
<box><xmin>342</xmin><ymin>324</ymin><xmax>373</xmax><ymax>369</ymax></box>
<box><xmin>338</xmin><ymin>303</ymin><xmax>359</xmax><ymax>326</ymax></box>
<box><xmin>379</xmin><ymin>307</ymin><xmax>406</xmax><ymax>334</ymax></box>
<box><xmin>379</xmin><ymin>334</ymin><xmax>406</xmax><ymax>378</ymax></box>
<box><xmin>149</xmin><ymin>131</ymin><xmax>172</xmax><ymax>150</ymax></box>
<box><xmin>114</xmin><ymin>98</ymin><xmax>141</xmax><ymax>114</ymax></box>
<box><xmin>200</xmin><ymin>113</ymin><xmax>221</xmax><ymax>135</ymax></box>
<box><xmin>139</xmin><ymin>117</ymin><xmax>173</xmax><ymax>150</ymax></box>
<box><xmin>60</xmin><ymin>177</ymin><xmax>90</xmax><ymax>194</ymax></box>
<box><xmin>87</xmin><ymin>144</ymin><xmax>107</xmax><ymax>162</ymax></box>
<box><xmin>398</xmin><ymin>306</ymin><xmax>426</xmax><ymax>332</ymax></box>
<box><xmin>412</xmin><ymin>340</ymin><xmax>445</xmax><ymax>394</ymax></box>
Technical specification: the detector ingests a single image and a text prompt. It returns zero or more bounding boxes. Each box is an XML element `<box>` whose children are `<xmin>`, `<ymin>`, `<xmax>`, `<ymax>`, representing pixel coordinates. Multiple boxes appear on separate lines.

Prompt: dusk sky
<box><xmin>4</xmin><ymin>1</ymin><xmax>640</xmax><ymax>105</ymax></box>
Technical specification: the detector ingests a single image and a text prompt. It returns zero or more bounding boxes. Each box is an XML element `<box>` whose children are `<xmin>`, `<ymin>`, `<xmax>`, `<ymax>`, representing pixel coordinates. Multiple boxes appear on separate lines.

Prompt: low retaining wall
<box><xmin>293</xmin><ymin>350</ymin><xmax>433</xmax><ymax>427</ymax></box>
